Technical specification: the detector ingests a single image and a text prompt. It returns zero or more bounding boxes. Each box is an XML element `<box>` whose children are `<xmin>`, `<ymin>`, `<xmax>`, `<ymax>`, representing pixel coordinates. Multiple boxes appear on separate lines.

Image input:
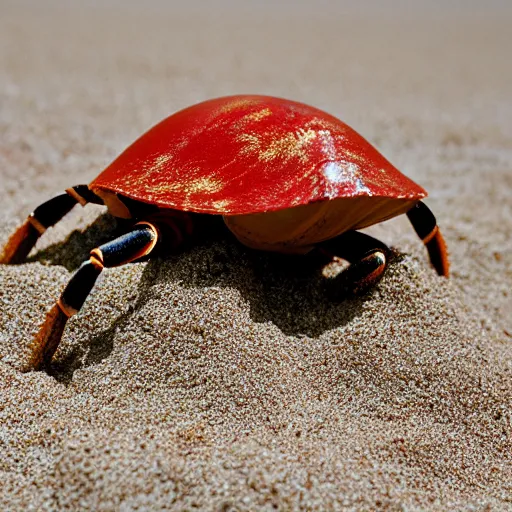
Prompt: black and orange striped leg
<box><xmin>27</xmin><ymin>222</ymin><xmax>159</xmax><ymax>371</ymax></box>
<box><xmin>318</xmin><ymin>231</ymin><xmax>390</xmax><ymax>299</ymax></box>
<box><xmin>406</xmin><ymin>201</ymin><xmax>449</xmax><ymax>277</ymax></box>
<box><xmin>0</xmin><ymin>185</ymin><xmax>103</xmax><ymax>264</ymax></box>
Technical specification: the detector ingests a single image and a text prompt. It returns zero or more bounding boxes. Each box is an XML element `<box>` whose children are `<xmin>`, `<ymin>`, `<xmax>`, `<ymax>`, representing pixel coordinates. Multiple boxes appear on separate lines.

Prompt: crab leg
<box><xmin>0</xmin><ymin>185</ymin><xmax>103</xmax><ymax>264</ymax></box>
<box><xmin>26</xmin><ymin>222</ymin><xmax>159</xmax><ymax>371</ymax></box>
<box><xmin>406</xmin><ymin>201</ymin><xmax>449</xmax><ymax>277</ymax></box>
<box><xmin>318</xmin><ymin>230</ymin><xmax>389</xmax><ymax>298</ymax></box>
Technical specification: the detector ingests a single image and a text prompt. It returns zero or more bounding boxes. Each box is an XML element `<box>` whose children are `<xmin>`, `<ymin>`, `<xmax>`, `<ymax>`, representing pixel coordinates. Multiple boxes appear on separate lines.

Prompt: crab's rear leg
<box><xmin>406</xmin><ymin>201</ymin><xmax>449</xmax><ymax>277</ymax></box>
<box><xmin>27</xmin><ymin>221</ymin><xmax>159</xmax><ymax>371</ymax></box>
<box><xmin>318</xmin><ymin>231</ymin><xmax>390</xmax><ymax>298</ymax></box>
<box><xmin>0</xmin><ymin>185</ymin><xmax>103</xmax><ymax>264</ymax></box>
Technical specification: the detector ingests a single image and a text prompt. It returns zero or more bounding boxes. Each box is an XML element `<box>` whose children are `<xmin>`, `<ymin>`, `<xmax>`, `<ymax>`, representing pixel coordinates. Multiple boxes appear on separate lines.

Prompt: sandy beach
<box><xmin>1</xmin><ymin>1</ymin><xmax>511</xmax><ymax>509</ymax></box>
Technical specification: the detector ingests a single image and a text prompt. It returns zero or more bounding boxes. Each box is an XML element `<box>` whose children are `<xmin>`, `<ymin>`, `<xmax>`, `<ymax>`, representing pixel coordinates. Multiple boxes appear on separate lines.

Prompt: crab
<box><xmin>0</xmin><ymin>95</ymin><xmax>449</xmax><ymax>371</ymax></box>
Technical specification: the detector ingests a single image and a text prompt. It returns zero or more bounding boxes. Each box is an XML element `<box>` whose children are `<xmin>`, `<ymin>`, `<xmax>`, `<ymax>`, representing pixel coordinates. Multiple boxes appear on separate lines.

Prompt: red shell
<box><xmin>90</xmin><ymin>95</ymin><xmax>426</xmax><ymax>216</ymax></box>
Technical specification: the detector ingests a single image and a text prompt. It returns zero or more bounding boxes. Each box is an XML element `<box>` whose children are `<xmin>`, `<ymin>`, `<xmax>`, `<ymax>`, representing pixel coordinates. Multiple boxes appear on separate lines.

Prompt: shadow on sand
<box><xmin>29</xmin><ymin>215</ymin><xmax>400</xmax><ymax>384</ymax></box>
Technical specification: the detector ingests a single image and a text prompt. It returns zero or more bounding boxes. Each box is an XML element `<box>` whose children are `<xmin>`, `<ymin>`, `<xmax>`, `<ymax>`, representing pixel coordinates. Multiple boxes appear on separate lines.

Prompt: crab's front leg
<box><xmin>27</xmin><ymin>222</ymin><xmax>159</xmax><ymax>371</ymax></box>
<box><xmin>0</xmin><ymin>185</ymin><xmax>103</xmax><ymax>264</ymax></box>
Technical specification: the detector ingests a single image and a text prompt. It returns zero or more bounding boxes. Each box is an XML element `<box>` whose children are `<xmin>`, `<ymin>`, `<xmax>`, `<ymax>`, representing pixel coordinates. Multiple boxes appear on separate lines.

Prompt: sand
<box><xmin>0</xmin><ymin>1</ymin><xmax>511</xmax><ymax>510</ymax></box>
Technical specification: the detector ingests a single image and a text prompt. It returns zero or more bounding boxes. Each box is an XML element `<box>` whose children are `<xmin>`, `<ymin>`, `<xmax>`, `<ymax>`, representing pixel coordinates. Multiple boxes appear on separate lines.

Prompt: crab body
<box><xmin>90</xmin><ymin>95</ymin><xmax>426</xmax><ymax>252</ymax></box>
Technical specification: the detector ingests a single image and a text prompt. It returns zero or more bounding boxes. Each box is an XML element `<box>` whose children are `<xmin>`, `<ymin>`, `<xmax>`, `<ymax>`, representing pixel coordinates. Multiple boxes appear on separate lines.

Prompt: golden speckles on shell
<box><xmin>152</xmin><ymin>153</ymin><xmax>174</xmax><ymax>171</ymax></box>
<box><xmin>216</xmin><ymin>97</ymin><xmax>260</xmax><ymax>116</ymax></box>
<box><xmin>211</xmin><ymin>199</ymin><xmax>233</xmax><ymax>212</ymax></box>
<box><xmin>259</xmin><ymin>128</ymin><xmax>317</xmax><ymax>163</ymax></box>
<box><xmin>232</xmin><ymin>108</ymin><xmax>273</xmax><ymax>131</ymax></box>
<box><xmin>311</xmin><ymin>115</ymin><xmax>348</xmax><ymax>133</ymax></box>
<box><xmin>138</xmin><ymin>175</ymin><xmax>224</xmax><ymax>200</ymax></box>
<box><xmin>141</xmin><ymin>181</ymin><xmax>184</xmax><ymax>195</ymax></box>
<box><xmin>246</xmin><ymin>108</ymin><xmax>272</xmax><ymax>122</ymax></box>
<box><xmin>136</xmin><ymin>153</ymin><xmax>177</xmax><ymax>182</ymax></box>
<box><xmin>343</xmin><ymin>150</ymin><xmax>367</xmax><ymax>164</ymax></box>
<box><xmin>237</xmin><ymin>133</ymin><xmax>261</xmax><ymax>155</ymax></box>
<box><xmin>237</xmin><ymin>127</ymin><xmax>318</xmax><ymax>164</ymax></box>
<box><xmin>185</xmin><ymin>176</ymin><xmax>225</xmax><ymax>195</ymax></box>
